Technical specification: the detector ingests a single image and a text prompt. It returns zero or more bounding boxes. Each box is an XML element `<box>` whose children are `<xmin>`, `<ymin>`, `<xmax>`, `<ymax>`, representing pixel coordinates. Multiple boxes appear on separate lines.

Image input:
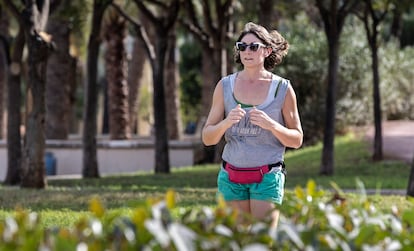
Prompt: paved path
<box><xmin>364</xmin><ymin>120</ymin><xmax>414</xmax><ymax>164</ymax></box>
<box><xmin>354</xmin><ymin>120</ymin><xmax>414</xmax><ymax>196</ymax></box>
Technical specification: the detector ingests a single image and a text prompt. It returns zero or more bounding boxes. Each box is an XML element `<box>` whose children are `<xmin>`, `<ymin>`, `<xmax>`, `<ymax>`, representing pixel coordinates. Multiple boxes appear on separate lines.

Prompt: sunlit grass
<box><xmin>0</xmin><ymin>133</ymin><xmax>412</xmax><ymax>227</ymax></box>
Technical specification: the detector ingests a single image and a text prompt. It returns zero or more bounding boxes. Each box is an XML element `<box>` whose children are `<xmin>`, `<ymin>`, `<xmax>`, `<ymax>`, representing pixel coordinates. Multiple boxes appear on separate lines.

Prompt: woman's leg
<box><xmin>228</xmin><ymin>200</ymin><xmax>250</xmax><ymax>214</ymax></box>
<box><xmin>250</xmin><ymin>200</ymin><xmax>280</xmax><ymax>227</ymax></box>
<box><xmin>250</xmin><ymin>199</ymin><xmax>275</xmax><ymax>220</ymax></box>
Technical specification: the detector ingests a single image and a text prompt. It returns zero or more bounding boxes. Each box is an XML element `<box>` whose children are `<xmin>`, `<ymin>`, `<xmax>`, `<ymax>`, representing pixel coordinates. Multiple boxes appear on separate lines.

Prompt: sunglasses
<box><xmin>235</xmin><ymin>42</ymin><xmax>267</xmax><ymax>52</ymax></box>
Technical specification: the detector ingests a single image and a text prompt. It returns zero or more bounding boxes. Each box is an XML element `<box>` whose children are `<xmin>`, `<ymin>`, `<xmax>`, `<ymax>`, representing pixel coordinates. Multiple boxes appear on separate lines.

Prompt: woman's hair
<box><xmin>234</xmin><ymin>22</ymin><xmax>289</xmax><ymax>70</ymax></box>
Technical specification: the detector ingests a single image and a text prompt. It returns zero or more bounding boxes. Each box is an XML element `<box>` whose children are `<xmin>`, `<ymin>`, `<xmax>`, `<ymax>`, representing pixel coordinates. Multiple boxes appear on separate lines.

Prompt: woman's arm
<box><xmin>249</xmin><ymin>84</ymin><xmax>303</xmax><ymax>148</ymax></box>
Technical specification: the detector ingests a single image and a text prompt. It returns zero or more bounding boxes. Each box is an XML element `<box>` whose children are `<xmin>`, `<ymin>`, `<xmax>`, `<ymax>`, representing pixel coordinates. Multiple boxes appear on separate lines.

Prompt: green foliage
<box><xmin>379</xmin><ymin>41</ymin><xmax>414</xmax><ymax>120</ymax></box>
<box><xmin>0</xmin><ymin>181</ymin><xmax>413</xmax><ymax>250</ymax></box>
<box><xmin>277</xmin><ymin>14</ymin><xmax>414</xmax><ymax>145</ymax></box>
<box><xmin>278</xmin><ymin>14</ymin><xmax>373</xmax><ymax>144</ymax></box>
<box><xmin>277</xmin><ymin>13</ymin><xmax>328</xmax><ymax>145</ymax></box>
<box><xmin>279</xmin><ymin>180</ymin><xmax>414</xmax><ymax>250</ymax></box>
<box><xmin>179</xmin><ymin>36</ymin><xmax>202</xmax><ymax>127</ymax></box>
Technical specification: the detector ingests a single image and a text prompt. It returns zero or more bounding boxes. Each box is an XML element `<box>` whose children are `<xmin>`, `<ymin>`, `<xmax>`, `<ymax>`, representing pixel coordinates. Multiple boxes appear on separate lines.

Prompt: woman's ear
<box><xmin>265</xmin><ymin>48</ymin><xmax>272</xmax><ymax>57</ymax></box>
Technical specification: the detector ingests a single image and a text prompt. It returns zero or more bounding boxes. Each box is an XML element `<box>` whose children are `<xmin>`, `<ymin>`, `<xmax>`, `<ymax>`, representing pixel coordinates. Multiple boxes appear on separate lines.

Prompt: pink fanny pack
<box><xmin>224</xmin><ymin>162</ymin><xmax>271</xmax><ymax>184</ymax></box>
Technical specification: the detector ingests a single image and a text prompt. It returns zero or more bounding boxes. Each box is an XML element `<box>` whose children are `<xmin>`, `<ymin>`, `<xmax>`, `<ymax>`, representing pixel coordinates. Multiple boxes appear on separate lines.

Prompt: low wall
<box><xmin>0</xmin><ymin>137</ymin><xmax>203</xmax><ymax>180</ymax></box>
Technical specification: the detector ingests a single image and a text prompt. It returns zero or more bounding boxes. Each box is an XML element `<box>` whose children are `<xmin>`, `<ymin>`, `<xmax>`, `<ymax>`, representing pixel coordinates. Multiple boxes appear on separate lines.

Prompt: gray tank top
<box><xmin>221</xmin><ymin>72</ymin><xmax>289</xmax><ymax>168</ymax></box>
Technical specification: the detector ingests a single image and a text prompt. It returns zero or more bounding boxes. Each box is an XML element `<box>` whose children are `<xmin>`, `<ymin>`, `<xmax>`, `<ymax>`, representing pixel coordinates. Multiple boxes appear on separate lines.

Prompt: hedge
<box><xmin>1</xmin><ymin>181</ymin><xmax>413</xmax><ymax>251</ymax></box>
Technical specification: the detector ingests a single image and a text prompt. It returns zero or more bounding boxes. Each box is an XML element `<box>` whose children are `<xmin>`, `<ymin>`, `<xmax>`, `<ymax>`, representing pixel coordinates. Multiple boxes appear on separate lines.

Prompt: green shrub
<box><xmin>1</xmin><ymin>182</ymin><xmax>413</xmax><ymax>250</ymax></box>
<box><xmin>379</xmin><ymin>41</ymin><xmax>414</xmax><ymax>120</ymax></box>
<box><xmin>278</xmin><ymin>14</ymin><xmax>414</xmax><ymax>145</ymax></box>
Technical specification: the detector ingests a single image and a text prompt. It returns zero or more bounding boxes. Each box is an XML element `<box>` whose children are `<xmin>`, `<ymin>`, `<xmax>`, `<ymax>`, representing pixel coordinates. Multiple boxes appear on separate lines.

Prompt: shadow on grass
<box><xmin>1</xmin><ymin>134</ymin><xmax>410</xmax><ymax>211</ymax></box>
<box><xmin>48</xmin><ymin>165</ymin><xmax>219</xmax><ymax>190</ymax></box>
<box><xmin>0</xmin><ymin>166</ymin><xmax>221</xmax><ymax>211</ymax></box>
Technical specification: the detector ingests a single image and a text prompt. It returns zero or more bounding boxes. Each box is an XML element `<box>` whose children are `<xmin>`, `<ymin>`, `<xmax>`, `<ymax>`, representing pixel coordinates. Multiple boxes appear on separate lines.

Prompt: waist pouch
<box><xmin>224</xmin><ymin>161</ymin><xmax>285</xmax><ymax>184</ymax></box>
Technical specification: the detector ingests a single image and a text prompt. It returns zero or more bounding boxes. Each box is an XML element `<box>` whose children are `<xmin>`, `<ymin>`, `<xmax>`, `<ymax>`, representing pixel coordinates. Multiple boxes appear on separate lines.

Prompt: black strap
<box><xmin>223</xmin><ymin>160</ymin><xmax>285</xmax><ymax>172</ymax></box>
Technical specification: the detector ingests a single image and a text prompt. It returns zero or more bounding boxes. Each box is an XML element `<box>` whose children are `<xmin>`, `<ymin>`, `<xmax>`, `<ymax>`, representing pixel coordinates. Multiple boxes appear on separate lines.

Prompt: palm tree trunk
<box><xmin>127</xmin><ymin>38</ymin><xmax>145</xmax><ymax>134</ymax></box>
<box><xmin>165</xmin><ymin>31</ymin><xmax>181</xmax><ymax>140</ymax></box>
<box><xmin>103</xmin><ymin>10</ymin><xmax>131</xmax><ymax>140</ymax></box>
<box><xmin>46</xmin><ymin>19</ymin><xmax>72</xmax><ymax>139</ymax></box>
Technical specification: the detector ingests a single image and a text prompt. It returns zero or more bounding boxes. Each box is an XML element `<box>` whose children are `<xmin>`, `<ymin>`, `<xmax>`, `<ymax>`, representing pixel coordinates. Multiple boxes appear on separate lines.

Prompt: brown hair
<box><xmin>234</xmin><ymin>22</ymin><xmax>289</xmax><ymax>70</ymax></box>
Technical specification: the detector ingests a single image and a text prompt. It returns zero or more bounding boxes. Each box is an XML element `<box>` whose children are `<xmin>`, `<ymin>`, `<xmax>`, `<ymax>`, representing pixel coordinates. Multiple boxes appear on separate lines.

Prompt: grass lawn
<box><xmin>0</xmin><ymin>133</ymin><xmax>413</xmax><ymax>228</ymax></box>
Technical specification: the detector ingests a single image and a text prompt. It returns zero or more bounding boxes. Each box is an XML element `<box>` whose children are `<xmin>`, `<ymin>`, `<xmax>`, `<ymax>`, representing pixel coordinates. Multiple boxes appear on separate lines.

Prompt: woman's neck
<box><xmin>239</xmin><ymin>68</ymin><xmax>270</xmax><ymax>83</ymax></box>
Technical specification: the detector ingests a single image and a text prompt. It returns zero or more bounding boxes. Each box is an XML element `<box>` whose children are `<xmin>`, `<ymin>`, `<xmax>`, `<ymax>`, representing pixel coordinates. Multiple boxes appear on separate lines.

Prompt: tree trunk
<box><xmin>0</xmin><ymin>33</ymin><xmax>6</xmax><ymax>140</ymax></box>
<box><xmin>131</xmin><ymin>0</ymin><xmax>181</xmax><ymax>173</ymax></box>
<box><xmin>390</xmin><ymin>8</ymin><xmax>402</xmax><ymax>41</ymax></box>
<box><xmin>103</xmin><ymin>10</ymin><xmax>131</xmax><ymax>140</ymax></box>
<box><xmin>0</xmin><ymin>5</ymin><xmax>9</xmax><ymax>140</ymax></box>
<box><xmin>181</xmin><ymin>0</ymin><xmax>234</xmax><ymax>163</ymax></box>
<box><xmin>371</xmin><ymin>33</ymin><xmax>383</xmax><ymax>161</ymax></box>
<box><xmin>127</xmin><ymin>38</ymin><xmax>145</xmax><ymax>134</ymax></box>
<box><xmin>18</xmin><ymin>0</ymin><xmax>52</xmax><ymax>188</ymax></box>
<box><xmin>407</xmin><ymin>154</ymin><xmax>414</xmax><ymax>197</ymax></box>
<box><xmin>316</xmin><ymin>0</ymin><xmax>358</xmax><ymax>175</ymax></box>
<box><xmin>258</xmin><ymin>0</ymin><xmax>274</xmax><ymax>28</ymax></box>
<box><xmin>320</xmin><ymin>36</ymin><xmax>340</xmax><ymax>175</ymax></box>
<box><xmin>200</xmin><ymin>46</ymin><xmax>227</xmax><ymax>163</ymax></box>
<box><xmin>153</xmin><ymin>29</ymin><xmax>170</xmax><ymax>173</ymax></box>
<box><xmin>82</xmin><ymin>0</ymin><xmax>109</xmax><ymax>178</ymax></box>
<box><xmin>21</xmin><ymin>32</ymin><xmax>51</xmax><ymax>188</ymax></box>
<box><xmin>4</xmin><ymin>29</ymin><xmax>24</xmax><ymax>185</ymax></box>
<box><xmin>67</xmin><ymin>54</ymin><xmax>78</xmax><ymax>134</ymax></box>
<box><xmin>165</xmin><ymin>31</ymin><xmax>181</xmax><ymax>140</ymax></box>
<box><xmin>46</xmin><ymin>19</ymin><xmax>72</xmax><ymax>139</ymax></box>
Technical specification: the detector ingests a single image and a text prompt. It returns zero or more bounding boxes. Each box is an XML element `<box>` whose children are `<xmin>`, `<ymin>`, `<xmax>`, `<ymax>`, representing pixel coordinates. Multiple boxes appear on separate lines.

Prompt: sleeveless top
<box><xmin>221</xmin><ymin>72</ymin><xmax>290</xmax><ymax>168</ymax></box>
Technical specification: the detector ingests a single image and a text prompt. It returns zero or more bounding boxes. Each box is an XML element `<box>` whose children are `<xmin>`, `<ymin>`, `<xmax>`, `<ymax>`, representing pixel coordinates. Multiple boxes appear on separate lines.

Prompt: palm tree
<box><xmin>103</xmin><ymin>8</ymin><xmax>131</xmax><ymax>139</ymax></box>
<box><xmin>127</xmin><ymin>36</ymin><xmax>146</xmax><ymax>134</ymax></box>
<box><xmin>46</xmin><ymin>1</ymin><xmax>80</xmax><ymax>139</ymax></box>
<box><xmin>165</xmin><ymin>30</ymin><xmax>182</xmax><ymax>140</ymax></box>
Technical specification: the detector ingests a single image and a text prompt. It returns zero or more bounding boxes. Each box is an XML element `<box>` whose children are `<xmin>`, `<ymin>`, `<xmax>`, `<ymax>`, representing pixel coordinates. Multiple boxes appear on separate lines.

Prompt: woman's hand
<box><xmin>248</xmin><ymin>106</ymin><xmax>275</xmax><ymax>130</ymax></box>
<box><xmin>225</xmin><ymin>104</ymin><xmax>246</xmax><ymax>126</ymax></box>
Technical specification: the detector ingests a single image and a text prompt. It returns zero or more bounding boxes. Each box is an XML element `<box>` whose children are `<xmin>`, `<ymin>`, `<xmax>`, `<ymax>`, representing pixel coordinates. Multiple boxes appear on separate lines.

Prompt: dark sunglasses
<box><xmin>235</xmin><ymin>42</ymin><xmax>267</xmax><ymax>52</ymax></box>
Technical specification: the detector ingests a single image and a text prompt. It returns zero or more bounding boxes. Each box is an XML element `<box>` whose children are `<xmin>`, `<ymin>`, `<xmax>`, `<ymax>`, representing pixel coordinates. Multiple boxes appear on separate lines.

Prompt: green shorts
<box><xmin>217</xmin><ymin>166</ymin><xmax>286</xmax><ymax>204</ymax></box>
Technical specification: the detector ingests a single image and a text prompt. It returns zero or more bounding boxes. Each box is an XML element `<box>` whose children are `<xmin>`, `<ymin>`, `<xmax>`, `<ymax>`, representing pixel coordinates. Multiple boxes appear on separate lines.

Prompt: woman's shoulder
<box><xmin>271</xmin><ymin>73</ymin><xmax>290</xmax><ymax>85</ymax></box>
<box><xmin>221</xmin><ymin>72</ymin><xmax>238</xmax><ymax>83</ymax></box>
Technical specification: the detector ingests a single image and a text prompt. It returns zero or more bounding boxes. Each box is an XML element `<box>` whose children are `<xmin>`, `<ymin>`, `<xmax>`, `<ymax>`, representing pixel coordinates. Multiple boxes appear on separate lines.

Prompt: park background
<box><xmin>0</xmin><ymin>0</ymin><xmax>414</xmax><ymax>249</ymax></box>
<box><xmin>0</xmin><ymin>0</ymin><xmax>413</xmax><ymax>186</ymax></box>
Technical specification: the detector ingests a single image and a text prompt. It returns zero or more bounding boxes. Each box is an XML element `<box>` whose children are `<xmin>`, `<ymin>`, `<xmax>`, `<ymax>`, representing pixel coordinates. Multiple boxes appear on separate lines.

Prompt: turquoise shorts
<box><xmin>217</xmin><ymin>166</ymin><xmax>286</xmax><ymax>204</ymax></box>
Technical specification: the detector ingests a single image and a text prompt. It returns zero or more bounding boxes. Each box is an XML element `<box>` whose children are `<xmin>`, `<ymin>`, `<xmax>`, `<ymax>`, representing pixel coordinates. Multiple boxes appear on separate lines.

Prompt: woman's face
<box><xmin>238</xmin><ymin>33</ymin><xmax>269</xmax><ymax>69</ymax></box>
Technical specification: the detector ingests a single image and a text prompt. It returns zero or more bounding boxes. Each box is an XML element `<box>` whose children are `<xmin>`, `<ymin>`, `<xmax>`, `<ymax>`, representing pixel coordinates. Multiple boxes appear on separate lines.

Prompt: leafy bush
<box><xmin>1</xmin><ymin>182</ymin><xmax>413</xmax><ymax>250</ymax></box>
<box><xmin>379</xmin><ymin>41</ymin><xmax>414</xmax><ymax>120</ymax></box>
<box><xmin>278</xmin><ymin>15</ymin><xmax>373</xmax><ymax>145</ymax></box>
<box><xmin>278</xmin><ymin>14</ymin><xmax>414</xmax><ymax>145</ymax></box>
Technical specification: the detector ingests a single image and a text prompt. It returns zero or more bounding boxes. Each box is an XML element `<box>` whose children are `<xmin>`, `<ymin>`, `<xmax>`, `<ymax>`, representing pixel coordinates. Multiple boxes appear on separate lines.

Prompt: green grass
<box><xmin>285</xmin><ymin>134</ymin><xmax>411</xmax><ymax>190</ymax></box>
<box><xmin>0</xmin><ymin>133</ymin><xmax>412</xmax><ymax>227</ymax></box>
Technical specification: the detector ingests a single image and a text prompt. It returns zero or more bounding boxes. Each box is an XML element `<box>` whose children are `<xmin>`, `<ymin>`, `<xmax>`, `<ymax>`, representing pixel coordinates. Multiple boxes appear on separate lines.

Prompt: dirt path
<box><xmin>364</xmin><ymin>120</ymin><xmax>414</xmax><ymax>164</ymax></box>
